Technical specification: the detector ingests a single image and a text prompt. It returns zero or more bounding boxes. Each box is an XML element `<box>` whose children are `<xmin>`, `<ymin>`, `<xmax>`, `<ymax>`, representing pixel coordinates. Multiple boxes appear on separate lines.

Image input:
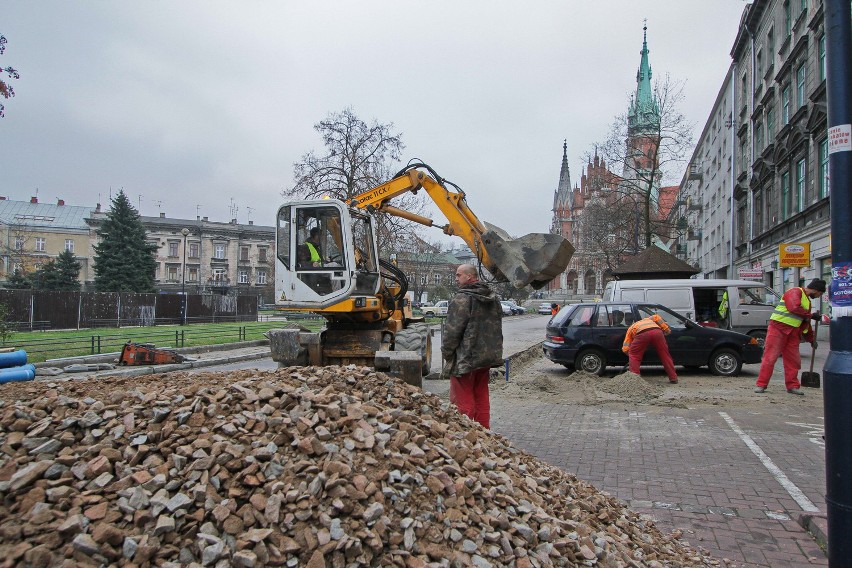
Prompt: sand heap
<box><xmin>0</xmin><ymin>366</ymin><xmax>716</xmax><ymax>567</ymax></box>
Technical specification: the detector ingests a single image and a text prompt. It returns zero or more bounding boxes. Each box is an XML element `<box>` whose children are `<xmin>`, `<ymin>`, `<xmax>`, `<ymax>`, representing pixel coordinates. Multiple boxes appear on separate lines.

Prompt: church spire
<box><xmin>628</xmin><ymin>21</ymin><xmax>660</xmax><ymax>133</ymax></box>
<box><xmin>553</xmin><ymin>139</ymin><xmax>573</xmax><ymax>211</ymax></box>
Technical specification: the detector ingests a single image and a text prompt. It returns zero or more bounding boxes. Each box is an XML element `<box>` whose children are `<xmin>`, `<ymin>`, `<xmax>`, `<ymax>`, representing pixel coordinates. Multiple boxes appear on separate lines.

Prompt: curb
<box><xmin>797</xmin><ymin>512</ymin><xmax>828</xmax><ymax>553</ymax></box>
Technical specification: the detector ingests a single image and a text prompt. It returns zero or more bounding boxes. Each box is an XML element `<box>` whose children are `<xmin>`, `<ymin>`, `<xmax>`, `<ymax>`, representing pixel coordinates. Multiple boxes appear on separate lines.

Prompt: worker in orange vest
<box><xmin>622</xmin><ymin>314</ymin><xmax>678</xmax><ymax>383</ymax></box>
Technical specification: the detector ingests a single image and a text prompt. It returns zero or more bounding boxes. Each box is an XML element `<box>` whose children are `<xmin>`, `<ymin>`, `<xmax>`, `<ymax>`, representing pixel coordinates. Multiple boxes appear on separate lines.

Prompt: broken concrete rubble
<box><xmin>0</xmin><ymin>366</ymin><xmax>717</xmax><ymax>567</ymax></box>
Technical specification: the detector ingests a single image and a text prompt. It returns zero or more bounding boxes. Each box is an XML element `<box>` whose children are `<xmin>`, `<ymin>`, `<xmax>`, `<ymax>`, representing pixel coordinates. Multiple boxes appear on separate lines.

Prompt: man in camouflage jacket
<box><xmin>441</xmin><ymin>264</ymin><xmax>503</xmax><ymax>428</ymax></box>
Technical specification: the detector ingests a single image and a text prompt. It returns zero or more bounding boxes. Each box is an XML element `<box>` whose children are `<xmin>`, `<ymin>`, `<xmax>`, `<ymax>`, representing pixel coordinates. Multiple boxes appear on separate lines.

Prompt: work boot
<box><xmin>669</xmin><ymin>379</ymin><xmax>678</xmax><ymax>384</ymax></box>
<box><xmin>787</xmin><ymin>388</ymin><xmax>804</xmax><ymax>395</ymax></box>
<box><xmin>754</xmin><ymin>386</ymin><xmax>766</xmax><ymax>393</ymax></box>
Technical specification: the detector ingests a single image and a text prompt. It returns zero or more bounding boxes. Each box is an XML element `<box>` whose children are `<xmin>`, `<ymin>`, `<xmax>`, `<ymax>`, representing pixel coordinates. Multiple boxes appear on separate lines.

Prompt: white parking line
<box><xmin>719</xmin><ymin>411</ymin><xmax>819</xmax><ymax>513</ymax></box>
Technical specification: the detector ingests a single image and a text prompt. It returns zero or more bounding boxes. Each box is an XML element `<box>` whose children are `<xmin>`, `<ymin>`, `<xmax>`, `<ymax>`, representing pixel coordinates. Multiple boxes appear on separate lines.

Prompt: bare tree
<box><xmin>580</xmin><ymin>197</ymin><xmax>641</xmax><ymax>271</ymax></box>
<box><xmin>395</xmin><ymin>235</ymin><xmax>447</xmax><ymax>304</ymax></box>
<box><xmin>286</xmin><ymin>108</ymin><xmax>428</xmax><ymax>252</ymax></box>
<box><xmin>0</xmin><ymin>35</ymin><xmax>20</xmax><ymax>118</ymax></box>
<box><xmin>595</xmin><ymin>75</ymin><xmax>694</xmax><ymax>249</ymax></box>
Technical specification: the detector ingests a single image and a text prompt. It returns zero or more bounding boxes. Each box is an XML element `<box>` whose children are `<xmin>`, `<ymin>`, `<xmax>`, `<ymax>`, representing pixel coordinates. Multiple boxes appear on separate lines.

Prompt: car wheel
<box><xmin>575</xmin><ymin>349</ymin><xmax>607</xmax><ymax>376</ymax></box>
<box><xmin>748</xmin><ymin>330</ymin><xmax>767</xmax><ymax>349</ymax></box>
<box><xmin>709</xmin><ymin>348</ymin><xmax>742</xmax><ymax>376</ymax></box>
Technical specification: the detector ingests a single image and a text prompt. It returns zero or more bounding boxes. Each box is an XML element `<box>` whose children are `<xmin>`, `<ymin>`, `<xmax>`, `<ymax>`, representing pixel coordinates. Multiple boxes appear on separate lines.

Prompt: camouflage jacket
<box><xmin>441</xmin><ymin>281</ymin><xmax>504</xmax><ymax>378</ymax></box>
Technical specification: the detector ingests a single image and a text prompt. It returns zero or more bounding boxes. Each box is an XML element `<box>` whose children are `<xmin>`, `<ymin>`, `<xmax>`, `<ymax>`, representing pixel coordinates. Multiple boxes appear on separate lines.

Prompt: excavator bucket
<box><xmin>481</xmin><ymin>223</ymin><xmax>575</xmax><ymax>290</ymax></box>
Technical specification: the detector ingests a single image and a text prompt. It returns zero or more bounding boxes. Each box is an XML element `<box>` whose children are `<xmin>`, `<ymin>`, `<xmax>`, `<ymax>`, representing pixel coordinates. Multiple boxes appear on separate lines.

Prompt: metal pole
<box><xmin>181</xmin><ymin>228</ymin><xmax>189</xmax><ymax>326</ymax></box>
<box><xmin>823</xmin><ymin>1</ymin><xmax>852</xmax><ymax>565</ymax></box>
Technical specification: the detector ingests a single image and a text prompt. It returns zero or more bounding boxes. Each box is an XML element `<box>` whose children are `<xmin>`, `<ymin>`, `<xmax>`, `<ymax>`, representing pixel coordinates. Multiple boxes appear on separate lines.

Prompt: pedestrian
<box><xmin>441</xmin><ymin>264</ymin><xmax>503</xmax><ymax>428</ymax></box>
<box><xmin>621</xmin><ymin>313</ymin><xmax>678</xmax><ymax>383</ymax></box>
<box><xmin>754</xmin><ymin>278</ymin><xmax>825</xmax><ymax>395</ymax></box>
<box><xmin>551</xmin><ymin>303</ymin><xmax>559</xmax><ymax>316</ymax></box>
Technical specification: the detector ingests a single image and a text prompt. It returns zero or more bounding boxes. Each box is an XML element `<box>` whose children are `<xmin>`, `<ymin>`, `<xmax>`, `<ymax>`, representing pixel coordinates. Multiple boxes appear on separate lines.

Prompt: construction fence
<box><xmin>0</xmin><ymin>290</ymin><xmax>259</xmax><ymax>331</ymax></box>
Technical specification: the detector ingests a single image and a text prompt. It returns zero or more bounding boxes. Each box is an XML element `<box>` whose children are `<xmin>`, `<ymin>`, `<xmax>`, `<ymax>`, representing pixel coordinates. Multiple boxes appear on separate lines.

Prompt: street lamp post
<box><xmin>181</xmin><ymin>228</ymin><xmax>189</xmax><ymax>325</ymax></box>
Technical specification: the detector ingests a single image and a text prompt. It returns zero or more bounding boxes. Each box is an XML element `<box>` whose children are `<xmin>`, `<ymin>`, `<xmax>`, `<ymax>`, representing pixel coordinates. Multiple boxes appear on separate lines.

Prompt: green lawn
<box><xmin>3</xmin><ymin>320</ymin><xmax>325</xmax><ymax>364</ymax></box>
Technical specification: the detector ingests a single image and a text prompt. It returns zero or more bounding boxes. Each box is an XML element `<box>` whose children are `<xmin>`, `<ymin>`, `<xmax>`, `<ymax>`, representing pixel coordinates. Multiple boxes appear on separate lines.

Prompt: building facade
<box><xmin>677</xmin><ymin>0</ymin><xmax>831</xmax><ymax>291</ymax></box>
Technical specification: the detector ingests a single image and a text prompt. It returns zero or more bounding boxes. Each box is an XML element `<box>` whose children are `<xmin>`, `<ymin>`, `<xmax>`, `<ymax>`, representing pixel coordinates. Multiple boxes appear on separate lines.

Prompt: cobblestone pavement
<box><xmin>41</xmin><ymin>317</ymin><xmax>830</xmax><ymax>566</ymax></box>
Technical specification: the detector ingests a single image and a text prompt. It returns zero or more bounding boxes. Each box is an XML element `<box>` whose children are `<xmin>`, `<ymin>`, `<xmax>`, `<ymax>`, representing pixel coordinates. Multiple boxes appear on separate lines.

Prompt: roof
<box><xmin>611</xmin><ymin>278</ymin><xmax>772</xmax><ymax>288</ymax></box>
<box><xmin>613</xmin><ymin>246</ymin><xmax>700</xmax><ymax>279</ymax></box>
<box><xmin>0</xmin><ymin>199</ymin><xmax>94</xmax><ymax>230</ymax></box>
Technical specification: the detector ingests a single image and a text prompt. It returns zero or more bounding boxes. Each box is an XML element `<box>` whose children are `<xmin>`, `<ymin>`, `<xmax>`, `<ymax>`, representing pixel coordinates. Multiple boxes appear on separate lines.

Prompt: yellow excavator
<box><xmin>272</xmin><ymin>162</ymin><xmax>574</xmax><ymax>374</ymax></box>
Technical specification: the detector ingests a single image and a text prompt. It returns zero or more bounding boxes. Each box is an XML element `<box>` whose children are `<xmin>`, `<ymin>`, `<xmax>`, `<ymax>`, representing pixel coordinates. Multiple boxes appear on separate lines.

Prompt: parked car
<box><xmin>421</xmin><ymin>300</ymin><xmax>448</xmax><ymax>316</ymax></box>
<box><xmin>504</xmin><ymin>300</ymin><xmax>526</xmax><ymax>315</ymax></box>
<box><xmin>542</xmin><ymin>302</ymin><xmax>763</xmax><ymax>377</ymax></box>
<box><xmin>499</xmin><ymin>301</ymin><xmax>514</xmax><ymax>316</ymax></box>
<box><xmin>538</xmin><ymin>302</ymin><xmax>554</xmax><ymax>315</ymax></box>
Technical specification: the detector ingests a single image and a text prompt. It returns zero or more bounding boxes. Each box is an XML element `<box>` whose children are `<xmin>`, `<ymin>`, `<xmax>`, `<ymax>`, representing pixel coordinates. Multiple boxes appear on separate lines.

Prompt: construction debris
<box><xmin>0</xmin><ymin>366</ymin><xmax>717</xmax><ymax>566</ymax></box>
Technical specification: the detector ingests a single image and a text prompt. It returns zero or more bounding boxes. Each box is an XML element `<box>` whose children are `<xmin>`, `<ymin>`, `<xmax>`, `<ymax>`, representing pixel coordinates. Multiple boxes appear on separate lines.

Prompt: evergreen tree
<box><xmin>35</xmin><ymin>250</ymin><xmax>81</xmax><ymax>290</ymax></box>
<box><xmin>5</xmin><ymin>269</ymin><xmax>31</xmax><ymax>289</ymax></box>
<box><xmin>93</xmin><ymin>190</ymin><xmax>157</xmax><ymax>292</ymax></box>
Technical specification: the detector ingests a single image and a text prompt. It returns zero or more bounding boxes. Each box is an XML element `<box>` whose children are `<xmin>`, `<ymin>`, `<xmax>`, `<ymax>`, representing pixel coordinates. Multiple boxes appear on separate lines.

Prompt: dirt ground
<box><xmin>492</xmin><ymin>347</ymin><xmax>825</xmax><ymax>412</ymax></box>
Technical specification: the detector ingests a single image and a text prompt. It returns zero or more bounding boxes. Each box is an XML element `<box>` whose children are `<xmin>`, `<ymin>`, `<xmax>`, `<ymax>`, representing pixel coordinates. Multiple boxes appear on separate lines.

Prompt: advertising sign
<box><xmin>830</xmin><ymin>263</ymin><xmax>852</xmax><ymax>307</ymax></box>
<box><xmin>738</xmin><ymin>268</ymin><xmax>764</xmax><ymax>279</ymax></box>
<box><xmin>779</xmin><ymin>243</ymin><xmax>810</xmax><ymax>268</ymax></box>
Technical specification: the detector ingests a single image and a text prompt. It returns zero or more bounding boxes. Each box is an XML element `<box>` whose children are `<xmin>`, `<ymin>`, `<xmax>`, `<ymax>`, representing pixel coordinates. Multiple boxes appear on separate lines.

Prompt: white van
<box><xmin>603</xmin><ymin>279</ymin><xmax>781</xmax><ymax>345</ymax></box>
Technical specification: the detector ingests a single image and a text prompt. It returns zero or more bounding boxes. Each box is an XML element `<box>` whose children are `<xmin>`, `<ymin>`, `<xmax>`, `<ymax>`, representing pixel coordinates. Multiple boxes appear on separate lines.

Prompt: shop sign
<box><xmin>779</xmin><ymin>243</ymin><xmax>810</xmax><ymax>268</ymax></box>
<box><xmin>738</xmin><ymin>268</ymin><xmax>763</xmax><ymax>279</ymax></box>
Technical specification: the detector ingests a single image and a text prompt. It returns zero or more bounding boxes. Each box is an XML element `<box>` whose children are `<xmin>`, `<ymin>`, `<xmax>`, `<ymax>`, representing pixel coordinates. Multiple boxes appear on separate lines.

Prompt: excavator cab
<box><xmin>276</xmin><ymin>200</ymin><xmax>382</xmax><ymax>309</ymax></box>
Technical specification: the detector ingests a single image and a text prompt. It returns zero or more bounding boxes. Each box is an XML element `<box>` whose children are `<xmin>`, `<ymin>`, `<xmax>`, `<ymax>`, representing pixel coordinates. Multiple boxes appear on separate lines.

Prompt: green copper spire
<box><xmin>628</xmin><ymin>22</ymin><xmax>660</xmax><ymax>133</ymax></box>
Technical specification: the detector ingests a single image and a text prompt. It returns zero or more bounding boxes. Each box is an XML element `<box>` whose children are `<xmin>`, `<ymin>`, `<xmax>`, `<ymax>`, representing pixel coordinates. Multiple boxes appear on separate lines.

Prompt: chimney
<box><xmin>249</xmin><ymin>220</ymin><xmax>253</xmax><ymax>225</ymax></box>
<box><xmin>30</xmin><ymin>197</ymin><xmax>38</xmax><ymax>203</ymax></box>
<box><xmin>203</xmin><ymin>216</ymin><xmax>208</xmax><ymax>222</ymax></box>
<box><xmin>197</xmin><ymin>216</ymin><xmax>200</xmax><ymax>221</ymax></box>
<box><xmin>231</xmin><ymin>218</ymin><xmax>237</xmax><ymax>225</ymax></box>
<box><xmin>160</xmin><ymin>212</ymin><xmax>165</xmax><ymax>218</ymax></box>
<box><xmin>95</xmin><ymin>203</ymin><xmax>101</xmax><ymax>213</ymax></box>
<box><xmin>0</xmin><ymin>196</ymin><xmax>6</xmax><ymax>200</ymax></box>
<box><xmin>57</xmin><ymin>199</ymin><xmax>65</xmax><ymax>206</ymax></box>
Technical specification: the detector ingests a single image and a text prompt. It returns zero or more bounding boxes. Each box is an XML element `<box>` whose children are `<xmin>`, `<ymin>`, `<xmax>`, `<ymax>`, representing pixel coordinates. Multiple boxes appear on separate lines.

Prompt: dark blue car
<box><xmin>543</xmin><ymin>302</ymin><xmax>763</xmax><ymax>376</ymax></box>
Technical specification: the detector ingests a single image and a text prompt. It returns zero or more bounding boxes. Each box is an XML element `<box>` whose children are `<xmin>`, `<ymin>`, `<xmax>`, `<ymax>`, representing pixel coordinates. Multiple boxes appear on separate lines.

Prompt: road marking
<box><xmin>719</xmin><ymin>412</ymin><xmax>819</xmax><ymax>513</ymax></box>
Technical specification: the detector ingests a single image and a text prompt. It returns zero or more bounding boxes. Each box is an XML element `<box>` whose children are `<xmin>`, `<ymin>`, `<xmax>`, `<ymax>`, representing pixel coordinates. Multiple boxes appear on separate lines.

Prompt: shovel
<box><xmin>801</xmin><ymin>320</ymin><xmax>820</xmax><ymax>388</ymax></box>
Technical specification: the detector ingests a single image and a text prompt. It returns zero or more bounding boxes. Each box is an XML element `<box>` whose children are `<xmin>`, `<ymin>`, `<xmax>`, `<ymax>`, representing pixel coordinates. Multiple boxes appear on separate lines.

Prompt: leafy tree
<box><xmin>93</xmin><ymin>190</ymin><xmax>158</xmax><ymax>292</ymax></box>
<box><xmin>0</xmin><ymin>303</ymin><xmax>13</xmax><ymax>344</ymax></box>
<box><xmin>594</xmin><ymin>75</ymin><xmax>693</xmax><ymax>250</ymax></box>
<box><xmin>5</xmin><ymin>269</ymin><xmax>31</xmax><ymax>289</ymax></box>
<box><xmin>34</xmin><ymin>250</ymin><xmax>81</xmax><ymax>291</ymax></box>
<box><xmin>286</xmin><ymin>107</ymin><xmax>428</xmax><ymax>252</ymax></box>
<box><xmin>0</xmin><ymin>35</ymin><xmax>20</xmax><ymax>118</ymax></box>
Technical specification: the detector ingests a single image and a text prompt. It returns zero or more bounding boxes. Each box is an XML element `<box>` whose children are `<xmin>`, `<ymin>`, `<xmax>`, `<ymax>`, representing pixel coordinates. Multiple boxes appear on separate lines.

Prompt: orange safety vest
<box><xmin>622</xmin><ymin>315</ymin><xmax>670</xmax><ymax>353</ymax></box>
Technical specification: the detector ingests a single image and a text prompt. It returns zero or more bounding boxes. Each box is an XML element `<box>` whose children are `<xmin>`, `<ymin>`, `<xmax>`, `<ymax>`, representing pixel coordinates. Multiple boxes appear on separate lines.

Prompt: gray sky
<box><xmin>1</xmin><ymin>1</ymin><xmax>745</xmax><ymax>242</ymax></box>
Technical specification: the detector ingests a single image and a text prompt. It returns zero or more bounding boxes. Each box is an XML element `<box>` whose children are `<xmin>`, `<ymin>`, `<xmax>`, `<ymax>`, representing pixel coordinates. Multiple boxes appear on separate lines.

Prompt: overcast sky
<box><xmin>1</xmin><ymin>1</ymin><xmax>746</xmax><ymax>243</ymax></box>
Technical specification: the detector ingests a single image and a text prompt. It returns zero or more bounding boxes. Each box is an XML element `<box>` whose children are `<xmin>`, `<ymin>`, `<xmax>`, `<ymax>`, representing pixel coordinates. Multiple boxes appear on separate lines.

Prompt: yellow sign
<box><xmin>779</xmin><ymin>243</ymin><xmax>811</xmax><ymax>268</ymax></box>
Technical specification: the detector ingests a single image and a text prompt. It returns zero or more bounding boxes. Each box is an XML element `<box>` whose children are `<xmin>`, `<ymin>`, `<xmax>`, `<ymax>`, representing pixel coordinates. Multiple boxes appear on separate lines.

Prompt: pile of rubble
<box><xmin>0</xmin><ymin>366</ymin><xmax>717</xmax><ymax>567</ymax></box>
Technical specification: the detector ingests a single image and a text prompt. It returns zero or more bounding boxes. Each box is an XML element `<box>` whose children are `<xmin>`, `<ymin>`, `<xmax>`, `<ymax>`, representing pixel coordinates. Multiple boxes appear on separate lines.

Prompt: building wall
<box><xmin>730</xmin><ymin>0</ymin><xmax>830</xmax><ymax>291</ymax></box>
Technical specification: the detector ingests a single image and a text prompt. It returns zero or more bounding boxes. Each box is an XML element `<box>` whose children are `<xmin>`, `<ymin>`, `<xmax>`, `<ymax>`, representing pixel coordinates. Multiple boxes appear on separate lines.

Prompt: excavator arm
<box><xmin>348</xmin><ymin>165</ymin><xmax>573</xmax><ymax>289</ymax></box>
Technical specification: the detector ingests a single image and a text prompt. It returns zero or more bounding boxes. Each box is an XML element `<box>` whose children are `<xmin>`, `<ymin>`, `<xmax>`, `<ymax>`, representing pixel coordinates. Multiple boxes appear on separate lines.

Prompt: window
<box><xmin>168</xmin><ymin>242</ymin><xmax>179</xmax><ymax>257</ymax></box>
<box><xmin>756</xmin><ymin>50</ymin><xmax>763</xmax><ymax>81</ymax></box>
<box><xmin>65</xmin><ymin>239</ymin><xmax>74</xmax><ymax>253</ymax></box>
<box><xmin>740</xmin><ymin>74</ymin><xmax>748</xmax><ymax>110</ymax></box>
<box><xmin>189</xmin><ymin>242</ymin><xmax>199</xmax><ymax>258</ymax></box>
<box><xmin>240</xmin><ymin>246</ymin><xmax>249</xmax><ymax>261</ymax></box>
<box><xmin>796</xmin><ymin>63</ymin><xmax>806</xmax><ymax>107</ymax></box>
<box><xmin>754</xmin><ymin>191</ymin><xmax>763</xmax><ymax>234</ymax></box>
<box><xmin>167</xmin><ymin>265</ymin><xmax>178</xmax><ymax>281</ymax></box>
<box><xmin>819</xmin><ymin>35</ymin><xmax>826</xmax><ymax>81</ymax></box>
<box><xmin>35</xmin><ymin>237</ymin><xmax>45</xmax><ymax>252</ymax></box>
<box><xmin>420</xmin><ymin>275</ymin><xmax>427</xmax><ymax>285</ymax></box>
<box><xmin>782</xmin><ymin>86</ymin><xmax>790</xmax><ymax>124</ymax></box>
<box><xmin>258</xmin><ymin>248</ymin><xmax>268</xmax><ymax>263</ymax></box>
<box><xmin>782</xmin><ymin>171</ymin><xmax>791</xmax><ymax>219</ymax></box>
<box><xmin>14</xmin><ymin>236</ymin><xmax>24</xmax><ymax>250</ymax></box>
<box><xmin>257</xmin><ymin>269</ymin><xmax>267</xmax><ymax>285</ymax></box>
<box><xmin>796</xmin><ymin>158</ymin><xmax>806</xmax><ymax>212</ymax></box>
<box><xmin>754</xmin><ymin>120</ymin><xmax>764</xmax><ymax>153</ymax></box>
<box><xmin>212</xmin><ymin>268</ymin><xmax>227</xmax><ymax>281</ymax></box>
<box><xmin>238</xmin><ymin>269</ymin><xmax>249</xmax><ymax>284</ymax></box>
<box><xmin>767</xmin><ymin>106</ymin><xmax>775</xmax><ymax>142</ymax></box>
<box><xmin>819</xmin><ymin>138</ymin><xmax>830</xmax><ymax>197</ymax></box>
<box><xmin>768</xmin><ymin>27</ymin><xmax>775</xmax><ymax>57</ymax></box>
<box><xmin>784</xmin><ymin>1</ymin><xmax>792</xmax><ymax>35</ymax></box>
<box><xmin>740</xmin><ymin>138</ymin><xmax>748</xmax><ymax>172</ymax></box>
<box><xmin>800</xmin><ymin>0</ymin><xmax>807</xmax><ymax>17</ymax></box>
<box><xmin>188</xmin><ymin>267</ymin><xmax>198</xmax><ymax>282</ymax></box>
<box><xmin>434</xmin><ymin>274</ymin><xmax>442</xmax><ymax>285</ymax></box>
<box><xmin>214</xmin><ymin>244</ymin><xmax>226</xmax><ymax>259</ymax></box>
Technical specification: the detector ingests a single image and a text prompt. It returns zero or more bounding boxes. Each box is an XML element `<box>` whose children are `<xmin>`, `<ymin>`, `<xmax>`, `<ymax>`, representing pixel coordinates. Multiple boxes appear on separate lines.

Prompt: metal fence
<box><xmin>0</xmin><ymin>290</ymin><xmax>258</xmax><ymax>331</ymax></box>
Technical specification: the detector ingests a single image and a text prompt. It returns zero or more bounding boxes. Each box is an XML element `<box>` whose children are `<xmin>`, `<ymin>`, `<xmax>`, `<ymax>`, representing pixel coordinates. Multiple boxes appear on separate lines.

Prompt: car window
<box><xmin>596</xmin><ymin>305</ymin><xmax>633</xmax><ymax>327</ymax></box>
<box><xmin>738</xmin><ymin>286</ymin><xmax>780</xmax><ymax>306</ymax></box>
<box><xmin>565</xmin><ymin>305</ymin><xmax>595</xmax><ymax>327</ymax></box>
<box><xmin>636</xmin><ymin>304</ymin><xmax>688</xmax><ymax>329</ymax></box>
